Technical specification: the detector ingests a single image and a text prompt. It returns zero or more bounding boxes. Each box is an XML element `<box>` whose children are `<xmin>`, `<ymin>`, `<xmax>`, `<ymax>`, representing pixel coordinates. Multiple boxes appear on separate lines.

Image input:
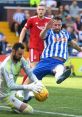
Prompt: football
<box><xmin>34</xmin><ymin>86</ymin><xmax>49</xmax><ymax>102</ymax></box>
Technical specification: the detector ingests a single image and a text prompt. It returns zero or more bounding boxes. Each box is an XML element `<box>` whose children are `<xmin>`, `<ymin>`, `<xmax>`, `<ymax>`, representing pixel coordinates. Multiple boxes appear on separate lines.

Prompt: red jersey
<box><xmin>24</xmin><ymin>16</ymin><xmax>51</xmax><ymax>51</ymax></box>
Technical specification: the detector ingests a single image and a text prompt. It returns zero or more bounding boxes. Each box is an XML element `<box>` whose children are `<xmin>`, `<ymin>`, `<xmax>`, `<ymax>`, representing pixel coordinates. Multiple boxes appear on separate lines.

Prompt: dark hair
<box><xmin>53</xmin><ymin>15</ymin><xmax>62</xmax><ymax>21</ymax></box>
<box><xmin>12</xmin><ymin>43</ymin><xmax>24</xmax><ymax>51</ymax></box>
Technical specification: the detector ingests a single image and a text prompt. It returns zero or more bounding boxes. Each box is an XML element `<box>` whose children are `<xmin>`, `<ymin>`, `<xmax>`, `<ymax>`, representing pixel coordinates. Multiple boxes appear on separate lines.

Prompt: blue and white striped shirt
<box><xmin>41</xmin><ymin>29</ymin><xmax>72</xmax><ymax>60</ymax></box>
<box><xmin>13</xmin><ymin>13</ymin><xmax>25</xmax><ymax>23</ymax></box>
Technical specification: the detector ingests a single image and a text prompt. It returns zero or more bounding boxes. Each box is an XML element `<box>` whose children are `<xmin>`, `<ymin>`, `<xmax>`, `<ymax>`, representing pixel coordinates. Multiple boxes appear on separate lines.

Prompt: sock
<box><xmin>16</xmin><ymin>90</ymin><xmax>23</xmax><ymax>97</ymax></box>
<box><xmin>54</xmin><ymin>64</ymin><xmax>64</xmax><ymax>80</ymax></box>
<box><xmin>23</xmin><ymin>104</ymin><xmax>33</xmax><ymax>113</ymax></box>
<box><xmin>23</xmin><ymin>91</ymin><xmax>34</xmax><ymax>103</ymax></box>
<box><xmin>23</xmin><ymin>90</ymin><xmax>29</xmax><ymax>101</ymax></box>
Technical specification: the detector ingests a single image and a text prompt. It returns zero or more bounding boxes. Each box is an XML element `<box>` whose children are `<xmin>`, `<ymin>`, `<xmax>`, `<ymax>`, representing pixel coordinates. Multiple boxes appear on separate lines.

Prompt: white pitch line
<box><xmin>55</xmin><ymin>106</ymin><xmax>82</xmax><ymax>111</ymax></box>
<box><xmin>0</xmin><ymin>106</ymin><xmax>82</xmax><ymax>117</ymax></box>
<box><xmin>34</xmin><ymin>110</ymin><xmax>82</xmax><ymax>117</ymax></box>
<box><xmin>0</xmin><ymin>106</ymin><xmax>11</xmax><ymax>111</ymax></box>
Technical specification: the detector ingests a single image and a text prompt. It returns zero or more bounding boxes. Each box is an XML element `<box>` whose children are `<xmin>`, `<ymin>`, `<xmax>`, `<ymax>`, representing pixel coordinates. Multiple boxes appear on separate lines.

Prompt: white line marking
<box><xmin>0</xmin><ymin>106</ymin><xmax>11</xmax><ymax>111</ymax></box>
<box><xmin>34</xmin><ymin>110</ymin><xmax>82</xmax><ymax>117</ymax></box>
<box><xmin>55</xmin><ymin>106</ymin><xmax>82</xmax><ymax>111</ymax></box>
<box><xmin>0</xmin><ymin>106</ymin><xmax>82</xmax><ymax>117</ymax></box>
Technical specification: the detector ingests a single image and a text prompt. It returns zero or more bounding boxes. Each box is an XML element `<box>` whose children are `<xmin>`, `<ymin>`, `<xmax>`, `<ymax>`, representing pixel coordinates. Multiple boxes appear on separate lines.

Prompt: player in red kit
<box><xmin>18</xmin><ymin>4</ymin><xmax>50</xmax><ymax>100</ymax></box>
<box><xmin>19</xmin><ymin>4</ymin><xmax>51</xmax><ymax>88</ymax></box>
<box><xmin>19</xmin><ymin>4</ymin><xmax>51</xmax><ymax>68</ymax></box>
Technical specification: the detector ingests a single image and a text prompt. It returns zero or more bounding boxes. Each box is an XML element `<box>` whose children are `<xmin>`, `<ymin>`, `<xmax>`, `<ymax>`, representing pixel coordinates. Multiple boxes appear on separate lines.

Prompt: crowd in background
<box><xmin>0</xmin><ymin>0</ymin><xmax>82</xmax><ymax>57</ymax></box>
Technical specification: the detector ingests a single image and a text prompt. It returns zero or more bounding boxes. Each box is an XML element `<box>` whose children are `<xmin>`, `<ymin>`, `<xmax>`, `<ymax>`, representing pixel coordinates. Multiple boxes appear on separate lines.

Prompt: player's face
<box><xmin>37</xmin><ymin>6</ymin><xmax>46</xmax><ymax>18</ymax></box>
<box><xmin>13</xmin><ymin>48</ymin><xmax>24</xmax><ymax>62</ymax></box>
<box><xmin>52</xmin><ymin>20</ymin><xmax>62</xmax><ymax>33</ymax></box>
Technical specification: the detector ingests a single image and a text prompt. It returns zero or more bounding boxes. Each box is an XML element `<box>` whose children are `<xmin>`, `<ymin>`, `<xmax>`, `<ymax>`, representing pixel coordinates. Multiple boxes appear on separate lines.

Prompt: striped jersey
<box><xmin>13</xmin><ymin>12</ymin><xmax>25</xmax><ymax>24</ymax></box>
<box><xmin>41</xmin><ymin>29</ymin><xmax>72</xmax><ymax>60</ymax></box>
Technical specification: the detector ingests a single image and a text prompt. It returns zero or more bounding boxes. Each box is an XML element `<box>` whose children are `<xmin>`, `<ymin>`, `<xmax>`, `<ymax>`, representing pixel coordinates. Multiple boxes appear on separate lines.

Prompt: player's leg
<box><xmin>23</xmin><ymin>90</ymin><xmax>34</xmax><ymax>103</ymax></box>
<box><xmin>29</xmin><ymin>48</ymin><xmax>40</xmax><ymax>67</ymax></box>
<box><xmin>56</xmin><ymin>66</ymin><xmax>71</xmax><ymax>84</ymax></box>
<box><xmin>1</xmin><ymin>94</ymin><xmax>33</xmax><ymax>113</ymax></box>
<box><xmin>22</xmin><ymin>48</ymin><xmax>40</xmax><ymax>84</ymax></box>
<box><xmin>53</xmin><ymin>64</ymin><xmax>71</xmax><ymax>84</ymax></box>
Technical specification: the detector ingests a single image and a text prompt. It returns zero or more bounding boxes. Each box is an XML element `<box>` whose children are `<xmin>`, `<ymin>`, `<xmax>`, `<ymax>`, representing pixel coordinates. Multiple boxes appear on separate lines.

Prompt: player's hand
<box><xmin>24</xmin><ymin>81</ymin><xmax>43</xmax><ymax>93</ymax></box>
<box><xmin>45</xmin><ymin>19</ymin><xmax>54</xmax><ymax>30</ymax></box>
<box><xmin>31</xmin><ymin>81</ymin><xmax>43</xmax><ymax>93</ymax></box>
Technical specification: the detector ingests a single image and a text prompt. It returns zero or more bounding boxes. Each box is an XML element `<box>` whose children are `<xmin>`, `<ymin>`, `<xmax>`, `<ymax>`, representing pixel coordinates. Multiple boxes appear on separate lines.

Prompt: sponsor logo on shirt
<box><xmin>35</xmin><ymin>22</ymin><xmax>38</xmax><ymax>25</ymax></box>
<box><xmin>36</xmin><ymin>22</ymin><xmax>47</xmax><ymax>30</ymax></box>
<box><xmin>54</xmin><ymin>38</ymin><xmax>67</xmax><ymax>42</ymax></box>
<box><xmin>37</xmin><ymin>26</ymin><xmax>45</xmax><ymax>30</ymax></box>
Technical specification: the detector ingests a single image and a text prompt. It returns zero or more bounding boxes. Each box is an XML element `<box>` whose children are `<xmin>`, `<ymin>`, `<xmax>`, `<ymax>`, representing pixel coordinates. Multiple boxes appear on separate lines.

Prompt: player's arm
<box><xmin>40</xmin><ymin>20</ymin><xmax>53</xmax><ymax>39</ymax></box>
<box><xmin>2</xmin><ymin>67</ymin><xmax>28</xmax><ymax>90</ymax></box>
<box><xmin>21</xmin><ymin>58</ymin><xmax>38</xmax><ymax>82</ymax></box>
<box><xmin>19</xmin><ymin>27</ymin><xmax>27</xmax><ymax>43</ymax></box>
<box><xmin>2</xmin><ymin>67</ymin><xmax>42</xmax><ymax>93</ymax></box>
<box><xmin>69</xmin><ymin>40</ymin><xmax>82</xmax><ymax>52</ymax></box>
<box><xmin>19</xmin><ymin>17</ymin><xmax>31</xmax><ymax>43</ymax></box>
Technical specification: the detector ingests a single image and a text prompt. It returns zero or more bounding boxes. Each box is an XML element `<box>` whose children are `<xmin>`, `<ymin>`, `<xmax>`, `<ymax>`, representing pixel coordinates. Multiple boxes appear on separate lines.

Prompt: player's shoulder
<box><xmin>44</xmin><ymin>16</ymin><xmax>51</xmax><ymax>20</ymax></box>
<box><xmin>21</xmin><ymin>57</ymin><xmax>29</xmax><ymax>65</ymax></box>
<box><xmin>60</xmin><ymin>29</ymin><xmax>70</xmax><ymax>38</ymax></box>
<box><xmin>30</xmin><ymin>16</ymin><xmax>37</xmax><ymax>19</ymax></box>
<box><xmin>61</xmin><ymin>29</ymin><xmax>69</xmax><ymax>34</ymax></box>
<box><xmin>1</xmin><ymin>55</ymin><xmax>11</xmax><ymax>68</ymax></box>
<box><xmin>21</xmin><ymin>57</ymin><xmax>26</xmax><ymax>62</ymax></box>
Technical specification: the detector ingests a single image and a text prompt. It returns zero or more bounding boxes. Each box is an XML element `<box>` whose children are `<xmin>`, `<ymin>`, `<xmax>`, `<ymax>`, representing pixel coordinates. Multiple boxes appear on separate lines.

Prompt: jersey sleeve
<box><xmin>64</xmin><ymin>30</ymin><xmax>72</xmax><ymax>42</ymax></box>
<box><xmin>45</xmin><ymin>29</ymin><xmax>51</xmax><ymax>39</ymax></box>
<box><xmin>2</xmin><ymin>63</ymin><xmax>26</xmax><ymax>90</ymax></box>
<box><xmin>21</xmin><ymin>58</ymin><xmax>38</xmax><ymax>82</ymax></box>
<box><xmin>24</xmin><ymin>17</ymin><xmax>32</xmax><ymax>29</ymax></box>
<box><xmin>68</xmin><ymin>33</ymin><xmax>73</xmax><ymax>42</ymax></box>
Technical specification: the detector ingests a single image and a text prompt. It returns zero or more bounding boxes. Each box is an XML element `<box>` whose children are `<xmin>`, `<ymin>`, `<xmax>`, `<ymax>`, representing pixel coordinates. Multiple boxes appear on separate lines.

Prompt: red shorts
<box><xmin>29</xmin><ymin>48</ymin><xmax>43</xmax><ymax>62</ymax></box>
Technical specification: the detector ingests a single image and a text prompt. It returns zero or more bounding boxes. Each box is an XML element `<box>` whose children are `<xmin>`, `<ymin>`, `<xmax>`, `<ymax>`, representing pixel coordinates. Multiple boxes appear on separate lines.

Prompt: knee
<box><xmin>53</xmin><ymin>64</ymin><xmax>64</xmax><ymax>73</ymax></box>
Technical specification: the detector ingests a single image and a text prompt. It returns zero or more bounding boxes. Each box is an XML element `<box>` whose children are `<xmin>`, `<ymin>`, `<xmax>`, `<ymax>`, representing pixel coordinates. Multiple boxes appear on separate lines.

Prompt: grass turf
<box><xmin>0</xmin><ymin>76</ymin><xmax>82</xmax><ymax>117</ymax></box>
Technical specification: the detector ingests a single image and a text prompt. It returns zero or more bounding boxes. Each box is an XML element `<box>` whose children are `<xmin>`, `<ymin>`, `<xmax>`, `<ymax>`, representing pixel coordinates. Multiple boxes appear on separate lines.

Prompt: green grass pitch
<box><xmin>0</xmin><ymin>76</ymin><xmax>82</xmax><ymax>117</ymax></box>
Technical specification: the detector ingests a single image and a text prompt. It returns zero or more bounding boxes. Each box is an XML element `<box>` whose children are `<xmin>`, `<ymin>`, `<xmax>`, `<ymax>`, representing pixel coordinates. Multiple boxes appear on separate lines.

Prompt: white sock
<box><xmin>53</xmin><ymin>64</ymin><xmax>64</xmax><ymax>80</ymax></box>
<box><xmin>23</xmin><ymin>91</ymin><xmax>34</xmax><ymax>101</ymax></box>
<box><xmin>16</xmin><ymin>90</ymin><xmax>23</xmax><ymax>97</ymax></box>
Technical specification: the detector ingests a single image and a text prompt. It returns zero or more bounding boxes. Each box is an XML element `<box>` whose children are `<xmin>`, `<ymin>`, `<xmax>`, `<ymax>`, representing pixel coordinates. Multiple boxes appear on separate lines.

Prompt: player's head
<box><xmin>12</xmin><ymin>43</ymin><xmax>25</xmax><ymax>62</ymax></box>
<box><xmin>52</xmin><ymin>16</ymin><xmax>62</xmax><ymax>33</ymax></box>
<box><xmin>37</xmin><ymin>4</ymin><xmax>46</xmax><ymax>18</ymax></box>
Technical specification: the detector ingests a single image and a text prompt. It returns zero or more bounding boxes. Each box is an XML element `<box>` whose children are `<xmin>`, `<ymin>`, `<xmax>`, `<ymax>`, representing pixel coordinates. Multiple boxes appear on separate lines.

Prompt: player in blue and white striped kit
<box><xmin>33</xmin><ymin>16</ymin><xmax>82</xmax><ymax>84</ymax></box>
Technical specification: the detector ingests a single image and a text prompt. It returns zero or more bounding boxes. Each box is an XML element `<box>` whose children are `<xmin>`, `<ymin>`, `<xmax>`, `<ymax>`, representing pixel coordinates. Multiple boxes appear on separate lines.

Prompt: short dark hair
<box><xmin>53</xmin><ymin>15</ymin><xmax>62</xmax><ymax>21</ymax></box>
<box><xmin>12</xmin><ymin>43</ymin><xmax>24</xmax><ymax>51</ymax></box>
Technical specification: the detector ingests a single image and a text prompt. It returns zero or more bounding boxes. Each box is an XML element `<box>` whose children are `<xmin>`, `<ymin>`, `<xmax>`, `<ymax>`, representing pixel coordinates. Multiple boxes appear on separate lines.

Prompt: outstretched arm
<box><xmin>2</xmin><ymin>67</ymin><xmax>42</xmax><ymax>93</ymax></box>
<box><xmin>40</xmin><ymin>20</ymin><xmax>54</xmax><ymax>39</ymax></box>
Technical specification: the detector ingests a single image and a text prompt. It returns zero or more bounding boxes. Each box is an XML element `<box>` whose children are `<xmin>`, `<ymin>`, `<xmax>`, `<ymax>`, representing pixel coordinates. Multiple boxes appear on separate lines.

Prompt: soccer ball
<box><xmin>34</xmin><ymin>86</ymin><xmax>49</xmax><ymax>102</ymax></box>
